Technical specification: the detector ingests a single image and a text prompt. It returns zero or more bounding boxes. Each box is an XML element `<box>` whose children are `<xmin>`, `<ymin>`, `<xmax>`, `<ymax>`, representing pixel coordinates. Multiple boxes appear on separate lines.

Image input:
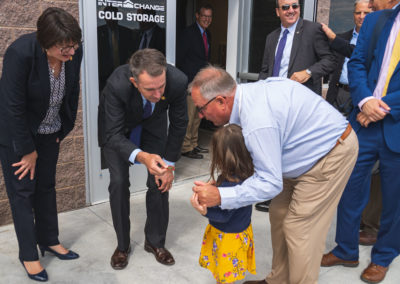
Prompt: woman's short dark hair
<box><xmin>129</xmin><ymin>49</ymin><xmax>167</xmax><ymax>81</ymax></box>
<box><xmin>37</xmin><ymin>7</ymin><xmax>82</xmax><ymax>49</ymax></box>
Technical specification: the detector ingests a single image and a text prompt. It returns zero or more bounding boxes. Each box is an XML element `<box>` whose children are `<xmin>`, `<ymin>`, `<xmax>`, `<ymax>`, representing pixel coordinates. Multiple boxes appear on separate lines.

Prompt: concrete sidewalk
<box><xmin>0</xmin><ymin>177</ymin><xmax>399</xmax><ymax>283</ymax></box>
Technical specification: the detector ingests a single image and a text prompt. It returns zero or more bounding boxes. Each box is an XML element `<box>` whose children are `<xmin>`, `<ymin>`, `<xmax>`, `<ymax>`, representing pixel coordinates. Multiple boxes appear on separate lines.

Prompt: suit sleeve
<box><xmin>308</xmin><ymin>24</ymin><xmax>338</xmax><ymax>77</ymax></box>
<box><xmin>330</xmin><ymin>36</ymin><xmax>355</xmax><ymax>58</ymax></box>
<box><xmin>1</xmin><ymin>46</ymin><xmax>35</xmax><ymax>156</ymax></box>
<box><xmin>164</xmin><ymin>73</ymin><xmax>188</xmax><ymax>162</ymax></box>
<box><xmin>259</xmin><ymin>35</ymin><xmax>272</xmax><ymax>80</ymax></box>
<box><xmin>348</xmin><ymin>15</ymin><xmax>374</xmax><ymax>105</ymax></box>
<box><xmin>101</xmin><ymin>83</ymin><xmax>137</xmax><ymax>160</ymax></box>
<box><xmin>382</xmin><ymin>90</ymin><xmax>400</xmax><ymax>121</ymax></box>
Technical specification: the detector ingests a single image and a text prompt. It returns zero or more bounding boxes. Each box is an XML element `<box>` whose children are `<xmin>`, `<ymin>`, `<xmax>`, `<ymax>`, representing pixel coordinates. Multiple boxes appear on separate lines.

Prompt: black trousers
<box><xmin>103</xmin><ymin>147</ymin><xmax>169</xmax><ymax>251</ymax></box>
<box><xmin>0</xmin><ymin>133</ymin><xmax>60</xmax><ymax>261</ymax></box>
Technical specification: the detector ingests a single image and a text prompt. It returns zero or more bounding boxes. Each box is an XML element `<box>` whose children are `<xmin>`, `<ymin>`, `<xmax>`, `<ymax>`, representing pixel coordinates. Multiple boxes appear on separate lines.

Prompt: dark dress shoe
<box><xmin>144</xmin><ymin>240</ymin><xmax>175</xmax><ymax>266</ymax></box>
<box><xmin>359</xmin><ymin>231</ymin><xmax>377</xmax><ymax>246</ymax></box>
<box><xmin>243</xmin><ymin>280</ymin><xmax>268</xmax><ymax>284</ymax></box>
<box><xmin>361</xmin><ymin>263</ymin><xmax>388</xmax><ymax>283</ymax></box>
<box><xmin>182</xmin><ymin>150</ymin><xmax>203</xmax><ymax>159</ymax></box>
<box><xmin>194</xmin><ymin>146</ymin><xmax>209</xmax><ymax>153</ymax></box>
<box><xmin>39</xmin><ymin>245</ymin><xmax>79</xmax><ymax>260</ymax></box>
<box><xmin>20</xmin><ymin>259</ymin><xmax>48</xmax><ymax>282</ymax></box>
<box><xmin>110</xmin><ymin>245</ymin><xmax>131</xmax><ymax>270</ymax></box>
<box><xmin>321</xmin><ymin>252</ymin><xmax>359</xmax><ymax>267</ymax></box>
<box><xmin>255</xmin><ymin>200</ymin><xmax>271</xmax><ymax>212</ymax></box>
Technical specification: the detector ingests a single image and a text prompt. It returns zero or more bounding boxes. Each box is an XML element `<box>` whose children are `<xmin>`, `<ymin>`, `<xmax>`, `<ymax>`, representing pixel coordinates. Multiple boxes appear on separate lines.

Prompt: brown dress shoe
<box><xmin>110</xmin><ymin>245</ymin><xmax>131</xmax><ymax>270</ymax></box>
<box><xmin>144</xmin><ymin>240</ymin><xmax>175</xmax><ymax>266</ymax></box>
<box><xmin>359</xmin><ymin>231</ymin><xmax>377</xmax><ymax>246</ymax></box>
<box><xmin>321</xmin><ymin>252</ymin><xmax>359</xmax><ymax>267</ymax></box>
<box><xmin>243</xmin><ymin>280</ymin><xmax>267</xmax><ymax>284</ymax></box>
<box><xmin>361</xmin><ymin>263</ymin><xmax>388</xmax><ymax>283</ymax></box>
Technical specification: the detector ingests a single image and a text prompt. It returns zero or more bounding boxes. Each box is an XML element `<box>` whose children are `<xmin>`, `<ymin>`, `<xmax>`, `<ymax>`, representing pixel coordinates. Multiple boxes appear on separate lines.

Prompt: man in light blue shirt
<box><xmin>191</xmin><ymin>66</ymin><xmax>358</xmax><ymax>284</ymax></box>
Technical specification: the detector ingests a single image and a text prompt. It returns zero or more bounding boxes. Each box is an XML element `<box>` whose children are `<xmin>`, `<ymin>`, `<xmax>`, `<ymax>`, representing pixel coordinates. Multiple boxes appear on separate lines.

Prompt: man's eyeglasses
<box><xmin>200</xmin><ymin>14</ymin><xmax>212</xmax><ymax>19</ymax></box>
<box><xmin>58</xmin><ymin>42</ymin><xmax>82</xmax><ymax>55</ymax></box>
<box><xmin>196</xmin><ymin>97</ymin><xmax>218</xmax><ymax>115</ymax></box>
<box><xmin>280</xmin><ymin>3</ymin><xmax>300</xmax><ymax>10</ymax></box>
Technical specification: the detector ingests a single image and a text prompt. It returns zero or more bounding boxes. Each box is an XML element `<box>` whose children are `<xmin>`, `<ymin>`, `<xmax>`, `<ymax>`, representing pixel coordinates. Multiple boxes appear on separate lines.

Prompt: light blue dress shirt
<box><xmin>339</xmin><ymin>28</ymin><xmax>358</xmax><ymax>85</ymax></box>
<box><xmin>129</xmin><ymin>95</ymin><xmax>174</xmax><ymax>166</ymax></box>
<box><xmin>220</xmin><ymin>78</ymin><xmax>348</xmax><ymax>209</ymax></box>
<box><xmin>276</xmin><ymin>20</ymin><xmax>299</xmax><ymax>78</ymax></box>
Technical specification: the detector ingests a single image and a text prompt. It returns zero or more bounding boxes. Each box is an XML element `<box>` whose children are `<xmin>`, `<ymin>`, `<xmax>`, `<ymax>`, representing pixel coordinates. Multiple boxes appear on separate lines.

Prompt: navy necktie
<box><xmin>272</xmin><ymin>29</ymin><xmax>289</xmax><ymax>77</ymax></box>
<box><xmin>130</xmin><ymin>100</ymin><xmax>152</xmax><ymax>147</ymax></box>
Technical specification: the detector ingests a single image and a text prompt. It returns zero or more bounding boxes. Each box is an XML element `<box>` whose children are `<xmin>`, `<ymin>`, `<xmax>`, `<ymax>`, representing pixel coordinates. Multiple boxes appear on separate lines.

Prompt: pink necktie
<box><xmin>202</xmin><ymin>31</ymin><xmax>208</xmax><ymax>59</ymax></box>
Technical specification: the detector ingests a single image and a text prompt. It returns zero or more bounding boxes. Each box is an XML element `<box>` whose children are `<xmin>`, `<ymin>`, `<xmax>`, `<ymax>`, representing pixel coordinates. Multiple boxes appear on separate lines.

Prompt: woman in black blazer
<box><xmin>0</xmin><ymin>7</ymin><xmax>82</xmax><ymax>282</ymax></box>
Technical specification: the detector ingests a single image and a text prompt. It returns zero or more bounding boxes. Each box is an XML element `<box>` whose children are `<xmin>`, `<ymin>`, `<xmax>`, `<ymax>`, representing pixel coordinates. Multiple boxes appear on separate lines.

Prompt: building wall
<box><xmin>0</xmin><ymin>0</ymin><xmax>86</xmax><ymax>226</ymax></box>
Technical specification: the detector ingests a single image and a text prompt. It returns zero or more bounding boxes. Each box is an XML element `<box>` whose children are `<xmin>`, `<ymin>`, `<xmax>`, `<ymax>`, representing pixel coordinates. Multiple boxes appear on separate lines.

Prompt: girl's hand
<box><xmin>190</xmin><ymin>193</ymin><xmax>207</xmax><ymax>215</ymax></box>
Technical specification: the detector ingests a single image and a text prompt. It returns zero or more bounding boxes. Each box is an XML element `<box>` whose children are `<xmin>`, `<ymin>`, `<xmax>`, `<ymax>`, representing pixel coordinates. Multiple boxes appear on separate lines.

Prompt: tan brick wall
<box><xmin>317</xmin><ymin>0</ymin><xmax>331</xmax><ymax>24</ymax></box>
<box><xmin>0</xmin><ymin>0</ymin><xmax>86</xmax><ymax>226</ymax></box>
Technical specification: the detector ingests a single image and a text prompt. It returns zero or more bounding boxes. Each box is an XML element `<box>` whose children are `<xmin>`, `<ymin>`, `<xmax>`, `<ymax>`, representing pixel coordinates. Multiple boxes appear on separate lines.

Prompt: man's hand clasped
<box><xmin>358</xmin><ymin>98</ymin><xmax>390</xmax><ymax>127</ymax></box>
<box><xmin>192</xmin><ymin>180</ymin><xmax>221</xmax><ymax>208</ymax></box>
<box><xmin>136</xmin><ymin>151</ymin><xmax>174</xmax><ymax>192</ymax></box>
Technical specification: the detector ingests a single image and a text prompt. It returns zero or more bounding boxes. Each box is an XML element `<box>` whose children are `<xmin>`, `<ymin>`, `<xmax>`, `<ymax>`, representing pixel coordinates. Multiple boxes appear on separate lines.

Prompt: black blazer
<box><xmin>97</xmin><ymin>24</ymin><xmax>135</xmax><ymax>91</ymax></box>
<box><xmin>98</xmin><ymin>64</ymin><xmax>188</xmax><ymax>163</ymax></box>
<box><xmin>0</xmin><ymin>32</ymin><xmax>83</xmax><ymax>156</ymax></box>
<box><xmin>326</xmin><ymin>29</ymin><xmax>354</xmax><ymax>105</ymax></box>
<box><xmin>176</xmin><ymin>22</ymin><xmax>211</xmax><ymax>83</ymax></box>
<box><xmin>259</xmin><ymin>18</ymin><xmax>337</xmax><ymax>95</ymax></box>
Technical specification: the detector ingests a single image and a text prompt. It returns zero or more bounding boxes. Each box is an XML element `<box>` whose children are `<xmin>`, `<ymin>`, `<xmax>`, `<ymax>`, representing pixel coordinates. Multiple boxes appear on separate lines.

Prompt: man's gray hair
<box><xmin>129</xmin><ymin>48</ymin><xmax>167</xmax><ymax>81</ymax></box>
<box><xmin>188</xmin><ymin>66</ymin><xmax>236</xmax><ymax>100</ymax></box>
<box><xmin>354</xmin><ymin>0</ymin><xmax>369</xmax><ymax>9</ymax></box>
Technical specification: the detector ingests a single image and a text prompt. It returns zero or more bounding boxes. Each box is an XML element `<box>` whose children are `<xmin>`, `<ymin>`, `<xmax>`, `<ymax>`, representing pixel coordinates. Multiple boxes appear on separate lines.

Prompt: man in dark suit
<box><xmin>97</xmin><ymin>6</ymin><xmax>135</xmax><ymax>92</ymax></box>
<box><xmin>321</xmin><ymin>4</ymin><xmax>400</xmax><ymax>283</ymax></box>
<box><xmin>176</xmin><ymin>4</ymin><xmax>213</xmax><ymax>159</ymax></box>
<box><xmin>256</xmin><ymin>0</ymin><xmax>337</xmax><ymax>213</ymax></box>
<box><xmin>259</xmin><ymin>0</ymin><xmax>336</xmax><ymax>95</ymax></box>
<box><xmin>98</xmin><ymin>49</ymin><xmax>188</xmax><ymax>269</ymax></box>
<box><xmin>135</xmin><ymin>9</ymin><xmax>166</xmax><ymax>54</ymax></box>
<box><xmin>324</xmin><ymin>0</ymin><xmax>371</xmax><ymax>116</ymax></box>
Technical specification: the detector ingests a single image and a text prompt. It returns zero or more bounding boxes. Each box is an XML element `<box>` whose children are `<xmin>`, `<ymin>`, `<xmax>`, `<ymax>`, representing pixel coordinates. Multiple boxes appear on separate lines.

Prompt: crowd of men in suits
<box><xmin>95</xmin><ymin>0</ymin><xmax>400</xmax><ymax>283</ymax></box>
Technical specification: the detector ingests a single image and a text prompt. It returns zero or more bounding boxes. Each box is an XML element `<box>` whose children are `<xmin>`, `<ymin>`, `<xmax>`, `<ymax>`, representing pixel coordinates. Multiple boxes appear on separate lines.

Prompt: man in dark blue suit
<box><xmin>176</xmin><ymin>4</ymin><xmax>213</xmax><ymax>159</ymax></box>
<box><xmin>322</xmin><ymin>4</ymin><xmax>400</xmax><ymax>283</ymax></box>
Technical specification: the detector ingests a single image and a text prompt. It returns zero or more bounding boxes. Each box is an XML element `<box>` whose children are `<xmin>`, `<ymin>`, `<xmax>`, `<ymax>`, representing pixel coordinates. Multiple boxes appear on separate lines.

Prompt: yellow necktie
<box><xmin>382</xmin><ymin>30</ymin><xmax>400</xmax><ymax>97</ymax></box>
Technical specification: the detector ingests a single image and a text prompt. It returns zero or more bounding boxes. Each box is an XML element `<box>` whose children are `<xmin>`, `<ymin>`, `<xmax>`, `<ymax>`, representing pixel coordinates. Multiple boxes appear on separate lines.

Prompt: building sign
<box><xmin>96</xmin><ymin>0</ymin><xmax>166</xmax><ymax>92</ymax></box>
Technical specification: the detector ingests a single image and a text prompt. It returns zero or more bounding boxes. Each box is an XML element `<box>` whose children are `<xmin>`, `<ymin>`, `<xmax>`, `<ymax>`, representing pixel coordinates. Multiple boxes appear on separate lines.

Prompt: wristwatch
<box><xmin>306</xmin><ymin>69</ymin><xmax>312</xmax><ymax>76</ymax></box>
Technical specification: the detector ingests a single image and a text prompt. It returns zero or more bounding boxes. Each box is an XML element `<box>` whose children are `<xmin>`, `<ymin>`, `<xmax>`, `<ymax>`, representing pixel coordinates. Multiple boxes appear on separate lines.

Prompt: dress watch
<box><xmin>306</xmin><ymin>69</ymin><xmax>312</xmax><ymax>76</ymax></box>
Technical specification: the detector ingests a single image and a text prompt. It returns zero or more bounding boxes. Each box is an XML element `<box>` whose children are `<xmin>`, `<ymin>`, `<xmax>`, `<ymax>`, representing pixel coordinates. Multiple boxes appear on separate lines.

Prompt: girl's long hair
<box><xmin>210</xmin><ymin>124</ymin><xmax>254</xmax><ymax>186</ymax></box>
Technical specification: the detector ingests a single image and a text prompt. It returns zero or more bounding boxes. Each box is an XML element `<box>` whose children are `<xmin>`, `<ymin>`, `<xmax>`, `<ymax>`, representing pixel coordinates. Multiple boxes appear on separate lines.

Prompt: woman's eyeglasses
<box><xmin>280</xmin><ymin>3</ymin><xmax>300</xmax><ymax>10</ymax></box>
<box><xmin>58</xmin><ymin>42</ymin><xmax>82</xmax><ymax>54</ymax></box>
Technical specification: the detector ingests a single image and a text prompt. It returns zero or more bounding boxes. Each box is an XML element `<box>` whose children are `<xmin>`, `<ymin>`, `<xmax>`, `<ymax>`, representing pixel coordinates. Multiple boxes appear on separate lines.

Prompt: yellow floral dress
<box><xmin>199</xmin><ymin>223</ymin><xmax>256</xmax><ymax>283</ymax></box>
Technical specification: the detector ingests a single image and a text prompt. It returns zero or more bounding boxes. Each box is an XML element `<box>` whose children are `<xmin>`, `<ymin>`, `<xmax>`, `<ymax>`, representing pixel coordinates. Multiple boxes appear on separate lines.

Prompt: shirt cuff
<box><xmin>129</xmin><ymin>149</ymin><xmax>142</xmax><ymax>164</ymax></box>
<box><xmin>358</xmin><ymin>96</ymin><xmax>374</xmax><ymax>111</ymax></box>
<box><xmin>218</xmin><ymin>185</ymin><xmax>237</xmax><ymax>210</ymax></box>
<box><xmin>163</xmin><ymin>159</ymin><xmax>175</xmax><ymax>167</ymax></box>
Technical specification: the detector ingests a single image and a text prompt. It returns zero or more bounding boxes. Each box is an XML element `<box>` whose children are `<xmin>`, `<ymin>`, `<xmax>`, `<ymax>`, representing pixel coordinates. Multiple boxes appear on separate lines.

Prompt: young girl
<box><xmin>191</xmin><ymin>124</ymin><xmax>256</xmax><ymax>283</ymax></box>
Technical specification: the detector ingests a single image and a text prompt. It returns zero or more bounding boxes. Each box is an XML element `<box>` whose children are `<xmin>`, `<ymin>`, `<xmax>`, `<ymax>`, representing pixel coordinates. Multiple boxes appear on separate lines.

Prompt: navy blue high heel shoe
<box><xmin>39</xmin><ymin>245</ymin><xmax>79</xmax><ymax>260</ymax></box>
<box><xmin>19</xmin><ymin>259</ymin><xmax>48</xmax><ymax>282</ymax></box>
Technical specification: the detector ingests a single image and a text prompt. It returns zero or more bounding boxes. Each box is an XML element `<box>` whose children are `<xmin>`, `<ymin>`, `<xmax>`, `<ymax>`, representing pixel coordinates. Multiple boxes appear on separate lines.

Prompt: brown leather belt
<box><xmin>338</xmin><ymin>83</ymin><xmax>350</xmax><ymax>92</ymax></box>
<box><xmin>335</xmin><ymin>124</ymin><xmax>352</xmax><ymax>147</ymax></box>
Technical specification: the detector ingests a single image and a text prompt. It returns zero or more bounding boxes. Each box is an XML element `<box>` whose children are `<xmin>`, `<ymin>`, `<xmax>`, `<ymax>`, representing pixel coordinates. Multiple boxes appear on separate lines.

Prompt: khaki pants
<box><xmin>266</xmin><ymin>130</ymin><xmax>358</xmax><ymax>284</ymax></box>
<box><xmin>181</xmin><ymin>95</ymin><xmax>202</xmax><ymax>153</ymax></box>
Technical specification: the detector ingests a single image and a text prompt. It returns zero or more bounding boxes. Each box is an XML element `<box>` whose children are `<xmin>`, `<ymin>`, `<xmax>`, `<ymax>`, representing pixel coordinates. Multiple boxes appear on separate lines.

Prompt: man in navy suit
<box><xmin>322</xmin><ymin>4</ymin><xmax>400</xmax><ymax>283</ymax></box>
<box><xmin>176</xmin><ymin>4</ymin><xmax>213</xmax><ymax>159</ymax></box>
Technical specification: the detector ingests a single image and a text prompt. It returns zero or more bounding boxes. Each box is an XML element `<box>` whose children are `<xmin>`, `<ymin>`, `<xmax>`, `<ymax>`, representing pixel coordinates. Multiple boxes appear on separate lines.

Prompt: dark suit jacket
<box><xmin>98</xmin><ymin>64</ymin><xmax>188</xmax><ymax>163</ymax></box>
<box><xmin>0</xmin><ymin>32</ymin><xmax>83</xmax><ymax>156</ymax></box>
<box><xmin>326</xmin><ymin>29</ymin><xmax>353</xmax><ymax>105</ymax></box>
<box><xmin>97</xmin><ymin>24</ymin><xmax>135</xmax><ymax>92</ymax></box>
<box><xmin>259</xmin><ymin>18</ymin><xmax>337</xmax><ymax>95</ymax></box>
<box><xmin>134</xmin><ymin>25</ymin><xmax>166</xmax><ymax>55</ymax></box>
<box><xmin>348</xmin><ymin>6</ymin><xmax>400</xmax><ymax>153</ymax></box>
<box><xmin>176</xmin><ymin>22</ymin><xmax>211</xmax><ymax>83</ymax></box>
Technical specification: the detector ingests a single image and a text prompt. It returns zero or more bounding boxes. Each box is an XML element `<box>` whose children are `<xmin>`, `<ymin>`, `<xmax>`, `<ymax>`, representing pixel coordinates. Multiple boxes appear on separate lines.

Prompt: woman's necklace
<box><xmin>48</xmin><ymin>59</ymin><xmax>60</xmax><ymax>75</ymax></box>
